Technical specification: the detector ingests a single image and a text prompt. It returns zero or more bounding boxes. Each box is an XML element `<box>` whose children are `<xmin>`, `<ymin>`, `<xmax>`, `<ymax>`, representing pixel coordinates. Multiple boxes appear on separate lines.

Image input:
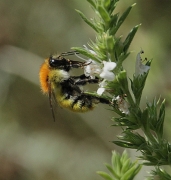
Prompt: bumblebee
<box><xmin>39</xmin><ymin>51</ymin><xmax>110</xmax><ymax>120</ymax></box>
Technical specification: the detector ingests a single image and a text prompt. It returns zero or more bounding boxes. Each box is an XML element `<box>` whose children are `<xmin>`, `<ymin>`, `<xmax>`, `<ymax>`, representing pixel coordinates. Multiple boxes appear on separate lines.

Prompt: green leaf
<box><xmin>98</xmin><ymin>151</ymin><xmax>141</xmax><ymax>180</ymax></box>
<box><xmin>112</xmin><ymin>151</ymin><xmax>121</xmax><ymax>174</ymax></box>
<box><xmin>105</xmin><ymin>163</ymin><xmax>119</xmax><ymax>178</ymax></box>
<box><xmin>118</xmin><ymin>3</ymin><xmax>136</xmax><ymax>25</ymax></box>
<box><xmin>96</xmin><ymin>171</ymin><xmax>113</xmax><ymax>180</ymax></box>
<box><xmin>97</xmin><ymin>5</ymin><xmax>111</xmax><ymax>24</ymax></box>
<box><xmin>113</xmin><ymin>141</ymin><xmax>135</xmax><ymax>148</ymax></box>
<box><xmin>145</xmin><ymin>97</ymin><xmax>166</xmax><ymax>134</ymax></box>
<box><xmin>156</xmin><ymin>99</ymin><xmax>165</xmax><ymax>138</ymax></box>
<box><xmin>108</xmin><ymin>0</ymin><xmax>119</xmax><ymax>14</ymax></box>
<box><xmin>71</xmin><ymin>47</ymin><xmax>101</xmax><ymax>62</ymax></box>
<box><xmin>103</xmin><ymin>0</ymin><xmax>110</xmax><ymax>10</ymax></box>
<box><xmin>120</xmin><ymin>150</ymin><xmax>129</xmax><ymax>163</ymax></box>
<box><xmin>118</xmin><ymin>52</ymin><xmax>130</xmax><ymax>64</ymax></box>
<box><xmin>106</xmin><ymin>35</ymin><xmax>115</xmax><ymax>53</ymax></box>
<box><xmin>113</xmin><ymin>116</ymin><xmax>140</xmax><ymax>129</ymax></box>
<box><xmin>120</xmin><ymin>158</ymin><xmax>131</xmax><ymax>174</ymax></box>
<box><xmin>116</xmin><ymin>70</ymin><xmax>135</xmax><ymax>105</ymax></box>
<box><xmin>121</xmin><ymin>130</ymin><xmax>146</xmax><ymax>147</ymax></box>
<box><xmin>151</xmin><ymin>167</ymin><xmax>171</xmax><ymax>180</ymax></box>
<box><xmin>114</xmin><ymin>3</ymin><xmax>136</xmax><ymax>34</ymax></box>
<box><xmin>141</xmin><ymin>108</ymin><xmax>150</xmax><ymax>131</ymax></box>
<box><xmin>109</xmin><ymin>13</ymin><xmax>119</xmax><ymax>34</ymax></box>
<box><xmin>131</xmin><ymin>71</ymin><xmax>148</xmax><ymax>105</ymax></box>
<box><xmin>116</xmin><ymin>70</ymin><xmax>128</xmax><ymax>91</ymax></box>
<box><xmin>123</xmin><ymin>24</ymin><xmax>141</xmax><ymax>54</ymax></box>
<box><xmin>120</xmin><ymin>163</ymin><xmax>141</xmax><ymax>180</ymax></box>
<box><xmin>75</xmin><ymin>9</ymin><xmax>99</xmax><ymax>32</ymax></box>
<box><xmin>87</xmin><ymin>0</ymin><xmax>96</xmax><ymax>9</ymax></box>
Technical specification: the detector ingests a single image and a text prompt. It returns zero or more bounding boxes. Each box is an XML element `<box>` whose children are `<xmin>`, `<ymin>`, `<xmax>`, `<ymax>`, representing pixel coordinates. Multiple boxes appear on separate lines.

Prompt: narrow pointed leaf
<box><xmin>71</xmin><ymin>47</ymin><xmax>101</xmax><ymax>62</ymax></box>
<box><xmin>105</xmin><ymin>163</ymin><xmax>119</xmax><ymax>178</ymax></box>
<box><xmin>108</xmin><ymin>0</ymin><xmax>119</xmax><ymax>14</ymax></box>
<box><xmin>123</xmin><ymin>24</ymin><xmax>141</xmax><ymax>54</ymax></box>
<box><xmin>120</xmin><ymin>163</ymin><xmax>141</xmax><ymax>180</ymax></box>
<box><xmin>97</xmin><ymin>171</ymin><xmax>113</xmax><ymax>180</ymax></box>
<box><xmin>109</xmin><ymin>13</ymin><xmax>119</xmax><ymax>34</ymax></box>
<box><xmin>114</xmin><ymin>3</ymin><xmax>136</xmax><ymax>33</ymax></box>
<box><xmin>76</xmin><ymin>10</ymin><xmax>99</xmax><ymax>32</ymax></box>
<box><xmin>87</xmin><ymin>0</ymin><xmax>96</xmax><ymax>9</ymax></box>
<box><xmin>97</xmin><ymin>5</ymin><xmax>111</xmax><ymax>23</ymax></box>
<box><xmin>156</xmin><ymin>99</ymin><xmax>165</xmax><ymax>138</ymax></box>
<box><xmin>103</xmin><ymin>0</ymin><xmax>110</xmax><ymax>10</ymax></box>
<box><xmin>113</xmin><ymin>141</ymin><xmax>135</xmax><ymax>148</ymax></box>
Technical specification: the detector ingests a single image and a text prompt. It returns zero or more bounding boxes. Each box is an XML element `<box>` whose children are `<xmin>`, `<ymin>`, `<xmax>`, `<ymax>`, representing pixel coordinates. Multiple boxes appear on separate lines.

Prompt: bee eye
<box><xmin>49</xmin><ymin>58</ymin><xmax>59</xmax><ymax>67</ymax></box>
<box><xmin>49</xmin><ymin>56</ymin><xmax>68</xmax><ymax>69</ymax></box>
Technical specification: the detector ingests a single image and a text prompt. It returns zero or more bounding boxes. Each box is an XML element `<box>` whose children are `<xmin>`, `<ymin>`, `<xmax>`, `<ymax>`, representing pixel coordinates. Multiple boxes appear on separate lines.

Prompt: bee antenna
<box><xmin>61</xmin><ymin>51</ymin><xmax>79</xmax><ymax>56</ymax></box>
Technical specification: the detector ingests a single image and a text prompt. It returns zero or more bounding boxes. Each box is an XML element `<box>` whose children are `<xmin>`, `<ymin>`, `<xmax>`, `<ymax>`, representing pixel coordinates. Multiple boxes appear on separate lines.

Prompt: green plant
<box><xmin>72</xmin><ymin>0</ymin><xmax>171</xmax><ymax>179</ymax></box>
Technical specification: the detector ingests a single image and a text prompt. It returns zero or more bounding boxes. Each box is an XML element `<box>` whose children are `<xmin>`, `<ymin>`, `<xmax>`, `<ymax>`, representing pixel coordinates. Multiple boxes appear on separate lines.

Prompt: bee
<box><xmin>39</xmin><ymin>51</ymin><xmax>111</xmax><ymax>121</ymax></box>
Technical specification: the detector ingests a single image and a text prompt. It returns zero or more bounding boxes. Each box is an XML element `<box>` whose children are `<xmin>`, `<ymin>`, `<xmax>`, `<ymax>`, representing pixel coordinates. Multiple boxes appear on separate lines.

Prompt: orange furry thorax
<box><xmin>39</xmin><ymin>59</ymin><xmax>50</xmax><ymax>94</ymax></box>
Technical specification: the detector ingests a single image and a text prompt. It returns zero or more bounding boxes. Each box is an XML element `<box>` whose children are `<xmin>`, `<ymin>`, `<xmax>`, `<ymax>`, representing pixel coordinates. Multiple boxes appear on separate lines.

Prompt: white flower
<box><xmin>96</xmin><ymin>61</ymin><xmax>116</xmax><ymax>95</ymax></box>
<box><xmin>135</xmin><ymin>50</ymin><xmax>150</xmax><ymax>77</ymax></box>
<box><xmin>100</xmin><ymin>61</ymin><xmax>116</xmax><ymax>81</ymax></box>
<box><xmin>83</xmin><ymin>46</ymin><xmax>116</xmax><ymax>80</ymax></box>
<box><xmin>84</xmin><ymin>60</ymin><xmax>101</xmax><ymax>78</ymax></box>
<box><xmin>113</xmin><ymin>95</ymin><xmax>130</xmax><ymax>114</ymax></box>
<box><xmin>97</xmin><ymin>80</ymin><xmax>107</xmax><ymax>95</ymax></box>
<box><xmin>81</xmin><ymin>46</ymin><xmax>101</xmax><ymax>78</ymax></box>
<box><xmin>82</xmin><ymin>46</ymin><xmax>117</xmax><ymax>95</ymax></box>
<box><xmin>84</xmin><ymin>57</ymin><xmax>116</xmax><ymax>83</ymax></box>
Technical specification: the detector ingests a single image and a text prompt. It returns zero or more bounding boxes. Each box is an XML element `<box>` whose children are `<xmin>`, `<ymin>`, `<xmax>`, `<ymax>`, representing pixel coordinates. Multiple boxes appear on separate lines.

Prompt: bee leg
<box><xmin>48</xmin><ymin>81</ymin><xmax>56</xmax><ymax>122</ymax></box>
<box><xmin>71</xmin><ymin>74</ymin><xmax>89</xmax><ymax>80</ymax></box>
<box><xmin>93</xmin><ymin>96</ymin><xmax>111</xmax><ymax>105</ymax></box>
<box><xmin>83</xmin><ymin>93</ymin><xmax>111</xmax><ymax>105</ymax></box>
<box><xmin>67</xmin><ymin>60</ymin><xmax>91</xmax><ymax>69</ymax></box>
<box><xmin>71</xmin><ymin>74</ymin><xmax>99</xmax><ymax>84</ymax></box>
<box><xmin>72</xmin><ymin>76</ymin><xmax>100</xmax><ymax>86</ymax></box>
<box><xmin>71</xmin><ymin>93</ymin><xmax>111</xmax><ymax>111</ymax></box>
<box><xmin>69</xmin><ymin>74</ymin><xmax>99</xmax><ymax>85</ymax></box>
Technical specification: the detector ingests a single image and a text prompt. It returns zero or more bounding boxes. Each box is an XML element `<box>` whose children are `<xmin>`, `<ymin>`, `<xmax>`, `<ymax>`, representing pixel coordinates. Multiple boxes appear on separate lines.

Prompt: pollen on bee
<box><xmin>39</xmin><ymin>60</ymin><xmax>50</xmax><ymax>94</ymax></box>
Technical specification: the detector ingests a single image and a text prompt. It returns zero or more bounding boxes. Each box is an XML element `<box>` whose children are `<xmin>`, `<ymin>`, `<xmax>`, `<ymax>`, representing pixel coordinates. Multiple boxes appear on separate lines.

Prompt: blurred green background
<box><xmin>0</xmin><ymin>0</ymin><xmax>171</xmax><ymax>179</ymax></box>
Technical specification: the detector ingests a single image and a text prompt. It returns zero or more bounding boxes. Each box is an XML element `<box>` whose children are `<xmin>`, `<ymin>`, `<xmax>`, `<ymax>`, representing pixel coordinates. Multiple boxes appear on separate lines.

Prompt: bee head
<box><xmin>49</xmin><ymin>55</ymin><xmax>61</xmax><ymax>67</ymax></box>
<box><xmin>48</xmin><ymin>55</ymin><xmax>71</xmax><ymax>71</ymax></box>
